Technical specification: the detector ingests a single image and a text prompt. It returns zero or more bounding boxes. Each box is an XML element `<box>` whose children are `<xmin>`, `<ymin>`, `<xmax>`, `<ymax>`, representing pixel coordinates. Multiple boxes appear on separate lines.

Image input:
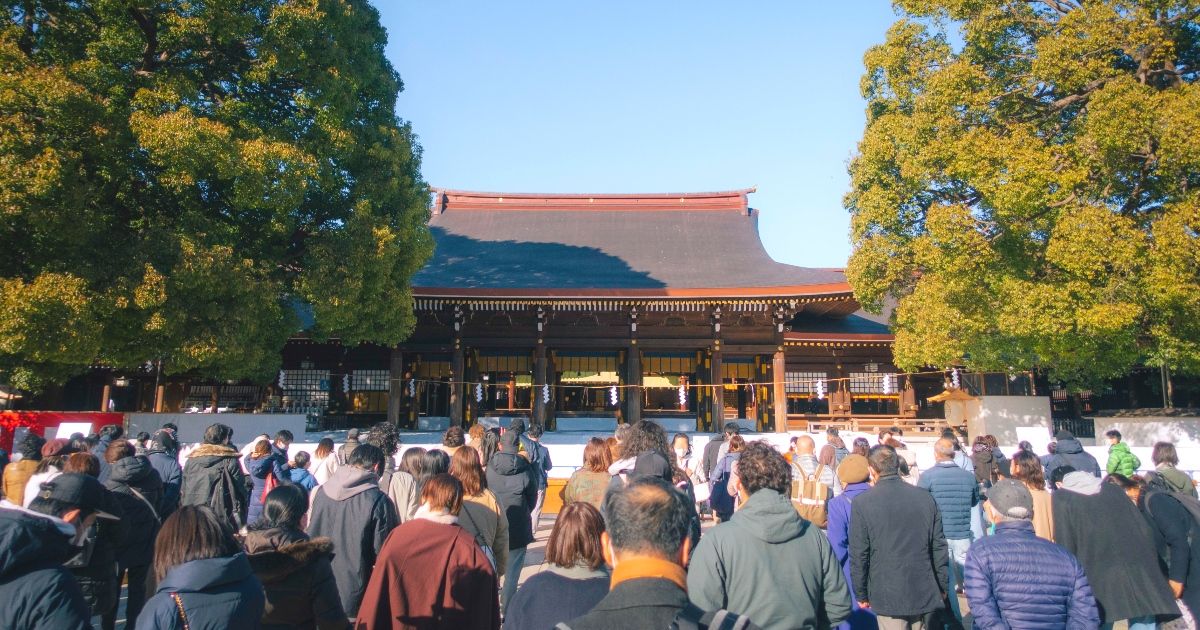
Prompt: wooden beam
<box><xmin>449</xmin><ymin>344</ymin><xmax>464</xmax><ymax>427</ymax></box>
<box><xmin>772</xmin><ymin>350</ymin><xmax>787</xmax><ymax>433</ymax></box>
<box><xmin>710</xmin><ymin>349</ymin><xmax>724</xmax><ymax>431</ymax></box>
<box><xmin>624</xmin><ymin>347</ymin><xmax>642</xmax><ymax>425</ymax></box>
<box><xmin>387</xmin><ymin>347</ymin><xmax>404</xmax><ymax>428</ymax></box>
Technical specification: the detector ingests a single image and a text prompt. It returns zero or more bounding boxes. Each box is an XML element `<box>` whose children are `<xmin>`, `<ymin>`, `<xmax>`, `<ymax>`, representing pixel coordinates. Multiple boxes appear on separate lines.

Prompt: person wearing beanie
<box><xmin>964</xmin><ymin>479</ymin><xmax>1099</xmax><ymax>629</ymax></box>
<box><xmin>826</xmin><ymin>454</ymin><xmax>875</xmax><ymax>629</ymax></box>
<box><xmin>337</xmin><ymin>428</ymin><xmax>360</xmax><ymax>466</ymax></box>
<box><xmin>485</xmin><ymin>428</ymin><xmax>537</xmax><ymax>615</ymax></box>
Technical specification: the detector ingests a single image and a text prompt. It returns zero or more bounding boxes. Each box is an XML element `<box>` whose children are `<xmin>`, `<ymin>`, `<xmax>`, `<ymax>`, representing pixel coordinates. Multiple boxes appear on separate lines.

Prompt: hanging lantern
<box><xmin>408</xmin><ymin>378</ymin><xmax>416</xmax><ymax>397</ymax></box>
<box><xmin>951</xmin><ymin>368</ymin><xmax>961</xmax><ymax>389</ymax></box>
<box><xmin>609</xmin><ymin>385</ymin><xmax>618</xmax><ymax>406</ymax></box>
<box><xmin>475</xmin><ymin>382</ymin><xmax>483</xmax><ymax>403</ymax></box>
<box><xmin>678</xmin><ymin>383</ymin><xmax>687</xmax><ymax>407</ymax></box>
<box><xmin>542</xmin><ymin>384</ymin><xmax>551</xmax><ymax>404</ymax></box>
<box><xmin>816</xmin><ymin>378</ymin><xmax>826</xmax><ymax>401</ymax></box>
<box><xmin>882</xmin><ymin>373</ymin><xmax>893</xmax><ymax>395</ymax></box>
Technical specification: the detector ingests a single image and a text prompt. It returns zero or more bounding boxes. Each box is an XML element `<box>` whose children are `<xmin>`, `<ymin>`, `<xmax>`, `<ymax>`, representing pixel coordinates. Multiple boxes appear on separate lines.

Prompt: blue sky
<box><xmin>380</xmin><ymin>2</ymin><xmax>902</xmax><ymax>268</ymax></box>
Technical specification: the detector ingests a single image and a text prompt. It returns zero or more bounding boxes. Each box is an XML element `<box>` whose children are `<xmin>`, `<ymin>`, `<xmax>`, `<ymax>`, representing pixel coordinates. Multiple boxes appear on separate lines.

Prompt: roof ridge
<box><xmin>430</xmin><ymin>187</ymin><xmax>756</xmax><ymax>200</ymax></box>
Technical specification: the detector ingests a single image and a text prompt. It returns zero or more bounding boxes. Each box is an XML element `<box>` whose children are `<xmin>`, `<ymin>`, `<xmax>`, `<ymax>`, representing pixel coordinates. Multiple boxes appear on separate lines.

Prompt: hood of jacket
<box><xmin>488</xmin><ymin>451</ymin><xmax>530</xmax><ymax>477</ymax></box>
<box><xmin>187</xmin><ymin>443</ymin><xmax>241</xmax><ymax>463</ymax></box>
<box><xmin>245</xmin><ymin>530</ymin><xmax>332</xmax><ymax>583</ymax></box>
<box><xmin>729</xmin><ymin>488</ymin><xmax>806</xmax><ymax>544</ymax></box>
<box><xmin>158</xmin><ymin>552</ymin><xmax>256</xmax><ymax>594</ymax></box>
<box><xmin>608</xmin><ymin>456</ymin><xmax>636</xmax><ymax>475</ymax></box>
<box><xmin>1061</xmin><ymin>470</ymin><xmax>1103</xmax><ymax>495</ymax></box>
<box><xmin>0</xmin><ymin>505</ymin><xmax>76</xmax><ymax>579</ymax></box>
<box><xmin>1055</xmin><ymin>437</ymin><xmax>1086</xmax><ymax>455</ymax></box>
<box><xmin>319</xmin><ymin>465</ymin><xmax>379</xmax><ymax>501</ymax></box>
<box><xmin>107</xmin><ymin>455</ymin><xmax>161</xmax><ymax>489</ymax></box>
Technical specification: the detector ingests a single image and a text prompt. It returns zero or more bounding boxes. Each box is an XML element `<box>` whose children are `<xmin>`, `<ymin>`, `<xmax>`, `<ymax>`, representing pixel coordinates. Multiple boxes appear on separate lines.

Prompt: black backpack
<box><xmin>671</xmin><ymin>604</ymin><xmax>757</xmax><ymax>630</ymax></box>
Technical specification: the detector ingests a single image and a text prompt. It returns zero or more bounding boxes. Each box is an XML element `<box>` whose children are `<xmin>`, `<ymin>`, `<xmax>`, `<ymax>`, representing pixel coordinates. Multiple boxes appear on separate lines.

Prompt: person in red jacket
<box><xmin>356</xmin><ymin>473</ymin><xmax>499</xmax><ymax>630</ymax></box>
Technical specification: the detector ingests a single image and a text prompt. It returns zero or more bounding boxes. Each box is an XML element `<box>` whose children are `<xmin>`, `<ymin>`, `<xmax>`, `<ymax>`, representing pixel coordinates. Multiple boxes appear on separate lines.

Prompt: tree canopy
<box><xmin>0</xmin><ymin>0</ymin><xmax>431</xmax><ymax>390</ymax></box>
<box><xmin>847</xmin><ymin>0</ymin><xmax>1200</xmax><ymax>388</ymax></box>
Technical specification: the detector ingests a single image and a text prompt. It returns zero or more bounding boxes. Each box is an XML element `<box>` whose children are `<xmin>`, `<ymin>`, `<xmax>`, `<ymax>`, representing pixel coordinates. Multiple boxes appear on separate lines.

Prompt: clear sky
<box><xmin>380</xmin><ymin>2</ymin><xmax>902</xmax><ymax>268</ymax></box>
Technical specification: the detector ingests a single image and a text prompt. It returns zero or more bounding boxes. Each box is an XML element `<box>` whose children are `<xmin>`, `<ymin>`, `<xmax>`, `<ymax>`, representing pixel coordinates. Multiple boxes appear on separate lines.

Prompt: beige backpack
<box><xmin>790</xmin><ymin>463</ymin><xmax>830</xmax><ymax>528</ymax></box>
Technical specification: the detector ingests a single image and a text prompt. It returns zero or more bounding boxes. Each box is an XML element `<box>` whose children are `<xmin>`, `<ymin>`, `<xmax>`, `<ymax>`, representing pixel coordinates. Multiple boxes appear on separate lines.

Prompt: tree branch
<box><xmin>127</xmin><ymin>7</ymin><xmax>160</xmax><ymax>77</ymax></box>
<box><xmin>1047</xmin><ymin>77</ymin><xmax>1108</xmax><ymax>112</ymax></box>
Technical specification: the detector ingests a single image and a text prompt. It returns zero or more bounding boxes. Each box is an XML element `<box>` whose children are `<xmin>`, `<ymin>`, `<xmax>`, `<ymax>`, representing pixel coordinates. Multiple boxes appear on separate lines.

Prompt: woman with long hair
<box><xmin>1152</xmin><ymin>442</ymin><xmax>1198</xmax><ymax>497</ymax></box>
<box><xmin>310</xmin><ymin>438</ymin><xmax>338</xmax><ymax>487</ymax></box>
<box><xmin>385</xmin><ymin>446</ymin><xmax>426</xmax><ymax>523</ymax></box>
<box><xmin>1010</xmin><ymin>450</ymin><xmax>1053</xmax><ymax>541</ymax></box>
<box><xmin>505</xmin><ymin>502</ymin><xmax>609</xmax><ymax>630</ymax></box>
<box><xmin>710</xmin><ymin>434</ymin><xmax>745</xmax><ymax>522</ymax></box>
<box><xmin>563</xmin><ymin>437</ymin><xmax>612</xmax><ymax>509</ymax></box>
<box><xmin>478</xmin><ymin>429</ymin><xmax>501</xmax><ymax>472</ymax></box>
<box><xmin>137</xmin><ymin>506</ymin><xmax>265</xmax><ymax>629</ymax></box>
<box><xmin>851</xmin><ymin>437</ymin><xmax>871</xmax><ymax>458</ymax></box>
<box><xmin>244</xmin><ymin>485</ymin><xmax>347</xmax><ymax>629</ymax></box>
<box><xmin>356</xmin><ymin>474</ymin><xmax>500</xmax><ymax>629</ymax></box>
<box><xmin>610</xmin><ymin>420</ymin><xmax>673</xmax><ymax>483</ymax></box>
<box><xmin>449</xmin><ymin>447</ymin><xmax>508</xmax><ymax>578</ymax></box>
<box><xmin>21</xmin><ymin>438</ymin><xmax>76</xmax><ymax>508</ymax></box>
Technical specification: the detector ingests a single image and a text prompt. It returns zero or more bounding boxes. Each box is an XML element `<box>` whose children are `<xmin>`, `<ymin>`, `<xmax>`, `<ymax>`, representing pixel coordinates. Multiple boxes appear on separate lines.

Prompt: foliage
<box><xmin>0</xmin><ymin>0</ymin><xmax>431</xmax><ymax>390</ymax></box>
<box><xmin>847</xmin><ymin>0</ymin><xmax>1200</xmax><ymax>388</ymax></box>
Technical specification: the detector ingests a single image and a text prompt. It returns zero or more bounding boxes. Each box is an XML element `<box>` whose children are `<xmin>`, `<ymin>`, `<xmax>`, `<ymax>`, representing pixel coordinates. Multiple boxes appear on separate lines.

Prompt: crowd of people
<box><xmin>1</xmin><ymin>420</ymin><xmax>1197</xmax><ymax>630</ymax></box>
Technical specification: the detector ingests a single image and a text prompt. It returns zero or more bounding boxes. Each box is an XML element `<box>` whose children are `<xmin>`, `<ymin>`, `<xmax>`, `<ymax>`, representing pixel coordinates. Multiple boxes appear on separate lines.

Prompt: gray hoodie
<box><xmin>687</xmin><ymin>488</ymin><xmax>852</xmax><ymax>630</ymax></box>
<box><xmin>307</xmin><ymin>465</ymin><xmax>398</xmax><ymax>617</ymax></box>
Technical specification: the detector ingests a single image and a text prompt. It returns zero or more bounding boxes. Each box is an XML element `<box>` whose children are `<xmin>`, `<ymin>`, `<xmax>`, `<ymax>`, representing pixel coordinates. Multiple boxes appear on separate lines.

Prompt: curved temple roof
<box><xmin>414</xmin><ymin>189</ymin><xmax>852</xmax><ymax>299</ymax></box>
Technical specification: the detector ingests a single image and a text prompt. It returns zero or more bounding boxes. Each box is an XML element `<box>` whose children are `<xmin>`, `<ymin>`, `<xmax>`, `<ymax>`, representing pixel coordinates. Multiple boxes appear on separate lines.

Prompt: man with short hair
<box><xmin>0</xmin><ymin>473</ymin><xmax>119</xmax><ymax>629</ymax></box>
<box><xmin>791</xmin><ymin>434</ymin><xmax>840</xmax><ymax>497</ymax></box>
<box><xmin>563</xmin><ymin>476</ymin><xmax>759</xmax><ymax>630</ymax></box>
<box><xmin>851</xmin><ymin>445</ymin><xmax>948</xmax><ymax>630</ymax></box>
<box><xmin>488</xmin><ymin>430</ymin><xmax>538</xmax><ymax>615</ymax></box>
<box><xmin>689</xmin><ymin>441</ymin><xmax>849</xmax><ymax>629</ymax></box>
<box><xmin>269</xmin><ymin>429</ymin><xmax>293</xmax><ymax>482</ymax></box>
<box><xmin>526</xmin><ymin>424</ymin><xmax>553</xmax><ymax>537</ymax></box>
<box><xmin>702</xmin><ymin>423</ymin><xmax>739</xmax><ymax>481</ymax></box>
<box><xmin>338</xmin><ymin>428</ymin><xmax>361</xmax><ymax>466</ymax></box>
<box><xmin>1045</xmin><ymin>430</ymin><xmax>1101</xmax><ymax>481</ymax></box>
<box><xmin>1104</xmin><ymin>429</ymin><xmax>1140</xmax><ymax>477</ymax></box>
<box><xmin>180</xmin><ymin>422</ymin><xmax>248</xmax><ymax>531</ymax></box>
<box><xmin>918</xmin><ymin>438</ymin><xmax>981</xmax><ymax>625</ymax></box>
<box><xmin>308</xmin><ymin>443</ymin><xmax>399</xmax><ymax>621</ymax></box>
<box><xmin>965</xmin><ymin>479</ymin><xmax>1099</xmax><ymax>628</ymax></box>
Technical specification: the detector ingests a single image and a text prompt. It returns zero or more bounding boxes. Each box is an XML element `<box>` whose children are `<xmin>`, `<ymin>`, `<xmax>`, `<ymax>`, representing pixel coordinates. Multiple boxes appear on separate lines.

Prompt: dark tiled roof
<box><xmin>413</xmin><ymin>190</ymin><xmax>849</xmax><ymax>297</ymax></box>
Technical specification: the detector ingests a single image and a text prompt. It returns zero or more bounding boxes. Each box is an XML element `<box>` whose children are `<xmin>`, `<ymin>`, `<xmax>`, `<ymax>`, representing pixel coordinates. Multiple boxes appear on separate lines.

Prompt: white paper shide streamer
<box><xmin>609</xmin><ymin>385</ymin><xmax>618</xmax><ymax>406</ymax></box>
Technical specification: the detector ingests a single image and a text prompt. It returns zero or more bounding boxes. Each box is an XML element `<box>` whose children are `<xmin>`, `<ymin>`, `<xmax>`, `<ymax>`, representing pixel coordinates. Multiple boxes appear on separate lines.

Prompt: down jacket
<box><xmin>485</xmin><ymin>451</ymin><xmax>537</xmax><ymax>550</ymax></box>
<box><xmin>1044</xmin><ymin>437</ymin><xmax>1102</xmax><ymax>480</ymax></box>
<box><xmin>105</xmin><ymin>455</ymin><xmax>164</xmax><ymax>567</ymax></box>
<box><xmin>244</xmin><ymin>527</ymin><xmax>348</xmax><ymax>630</ymax></box>
<box><xmin>964</xmin><ymin>520</ymin><xmax>1099</xmax><ymax>629</ymax></box>
<box><xmin>137</xmin><ymin>553</ymin><xmax>265</xmax><ymax>630</ymax></box>
<box><xmin>918</xmin><ymin>462</ymin><xmax>981</xmax><ymax>540</ymax></box>
<box><xmin>0</xmin><ymin>506</ymin><xmax>93</xmax><ymax>629</ymax></box>
<box><xmin>181</xmin><ymin>444</ymin><xmax>249</xmax><ymax>532</ymax></box>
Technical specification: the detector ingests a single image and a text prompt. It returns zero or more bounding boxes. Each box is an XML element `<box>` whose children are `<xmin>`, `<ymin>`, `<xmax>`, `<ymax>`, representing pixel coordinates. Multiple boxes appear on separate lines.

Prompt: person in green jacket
<box><xmin>1105</xmin><ymin>430</ymin><xmax>1141</xmax><ymax>477</ymax></box>
<box><xmin>1152</xmin><ymin>442</ymin><xmax>1198</xmax><ymax>498</ymax></box>
<box><xmin>687</xmin><ymin>441</ymin><xmax>851</xmax><ymax>630</ymax></box>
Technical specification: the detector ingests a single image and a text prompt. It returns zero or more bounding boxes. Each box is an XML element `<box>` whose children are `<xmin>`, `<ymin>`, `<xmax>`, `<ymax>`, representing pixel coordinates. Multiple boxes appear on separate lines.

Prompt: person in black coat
<box><xmin>850</xmin><ymin>444</ymin><xmax>949</xmax><ymax>627</ymax></box>
<box><xmin>1111</xmin><ymin>474</ymin><xmax>1200</xmax><ymax>621</ymax></box>
<box><xmin>92</xmin><ymin>424</ymin><xmax>123</xmax><ymax>482</ymax></box>
<box><xmin>1053</xmin><ymin>470</ymin><xmax>1179</xmax><ymax>627</ymax></box>
<box><xmin>1044</xmin><ymin>431</ymin><xmax>1102</xmax><ymax>482</ymax></box>
<box><xmin>181</xmin><ymin>423</ymin><xmax>249</xmax><ymax>532</ymax></box>
<box><xmin>102</xmin><ymin>441</ymin><xmax>164</xmax><ymax>630</ymax></box>
<box><xmin>486</xmin><ymin>430</ymin><xmax>537</xmax><ymax>615</ymax></box>
<box><xmin>3</xmin><ymin>473</ymin><xmax>118</xmax><ymax>629</ymax></box>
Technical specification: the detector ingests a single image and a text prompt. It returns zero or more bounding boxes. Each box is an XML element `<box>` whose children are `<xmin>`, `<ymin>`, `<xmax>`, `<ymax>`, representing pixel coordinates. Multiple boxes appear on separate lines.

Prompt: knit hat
<box><xmin>986</xmin><ymin>479</ymin><xmax>1033</xmax><ymax>520</ymax></box>
<box><xmin>837</xmin><ymin>454</ymin><xmax>869</xmax><ymax>485</ymax></box>
<box><xmin>41</xmin><ymin>438</ymin><xmax>75</xmax><ymax>458</ymax></box>
<box><xmin>1061</xmin><ymin>470</ymin><xmax>1102</xmax><ymax>496</ymax></box>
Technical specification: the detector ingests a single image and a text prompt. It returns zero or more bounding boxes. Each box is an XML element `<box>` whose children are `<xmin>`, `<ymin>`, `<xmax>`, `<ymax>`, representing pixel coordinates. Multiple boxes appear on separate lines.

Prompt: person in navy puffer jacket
<box><xmin>965</xmin><ymin>479</ymin><xmax>1099</xmax><ymax>629</ymax></box>
<box><xmin>918</xmin><ymin>437</ymin><xmax>981</xmax><ymax>625</ymax></box>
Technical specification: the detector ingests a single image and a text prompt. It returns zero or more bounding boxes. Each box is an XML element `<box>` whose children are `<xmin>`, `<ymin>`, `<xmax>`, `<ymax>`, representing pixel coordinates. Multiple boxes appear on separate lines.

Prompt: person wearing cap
<box><xmin>20</xmin><ymin>437</ymin><xmax>77</xmax><ymax>508</ymax></box>
<box><xmin>1044</xmin><ymin>430</ymin><xmax>1101</xmax><ymax>483</ymax></box>
<box><xmin>1053</xmin><ymin>470</ymin><xmax>1179</xmax><ymax>629</ymax></box>
<box><xmin>338</xmin><ymin>427</ymin><xmax>361</xmax><ymax>466</ymax></box>
<box><xmin>0</xmin><ymin>473</ymin><xmax>119</xmax><ymax>629</ymax></box>
<box><xmin>486</xmin><ymin>428</ymin><xmax>537</xmax><ymax>614</ymax></box>
<box><xmin>964</xmin><ymin>479</ymin><xmax>1098</xmax><ymax>629</ymax></box>
<box><xmin>827</xmin><ymin>454</ymin><xmax>875</xmax><ymax>629</ymax></box>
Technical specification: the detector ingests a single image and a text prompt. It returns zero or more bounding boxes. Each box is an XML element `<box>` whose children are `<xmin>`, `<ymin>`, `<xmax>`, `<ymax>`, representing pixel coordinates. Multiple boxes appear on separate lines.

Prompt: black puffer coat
<box><xmin>181</xmin><ymin>443</ymin><xmax>248</xmax><ymax>531</ymax></box>
<box><xmin>70</xmin><ymin>488</ymin><xmax>127</xmax><ymax>616</ymax></box>
<box><xmin>105</xmin><ymin>455</ymin><xmax>164</xmax><ymax>567</ymax></box>
<box><xmin>244</xmin><ymin>527</ymin><xmax>349</xmax><ymax>630</ymax></box>
<box><xmin>0</xmin><ymin>507</ymin><xmax>94</xmax><ymax>629</ymax></box>
<box><xmin>486</xmin><ymin>452</ymin><xmax>537</xmax><ymax>550</ymax></box>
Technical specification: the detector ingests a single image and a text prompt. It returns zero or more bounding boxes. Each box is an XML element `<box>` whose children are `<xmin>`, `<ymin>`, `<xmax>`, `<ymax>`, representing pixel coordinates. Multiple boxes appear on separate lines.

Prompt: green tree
<box><xmin>0</xmin><ymin>0</ymin><xmax>431</xmax><ymax>391</ymax></box>
<box><xmin>847</xmin><ymin>0</ymin><xmax>1200</xmax><ymax>388</ymax></box>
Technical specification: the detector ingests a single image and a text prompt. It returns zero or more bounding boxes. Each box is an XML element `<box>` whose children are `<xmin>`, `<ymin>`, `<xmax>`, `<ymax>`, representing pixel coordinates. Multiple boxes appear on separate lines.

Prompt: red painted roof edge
<box><xmin>413</xmin><ymin>283</ymin><xmax>854</xmax><ymax>299</ymax></box>
<box><xmin>431</xmin><ymin>188</ymin><xmax>756</xmax><ymax>200</ymax></box>
<box><xmin>785</xmin><ymin>331</ymin><xmax>895</xmax><ymax>342</ymax></box>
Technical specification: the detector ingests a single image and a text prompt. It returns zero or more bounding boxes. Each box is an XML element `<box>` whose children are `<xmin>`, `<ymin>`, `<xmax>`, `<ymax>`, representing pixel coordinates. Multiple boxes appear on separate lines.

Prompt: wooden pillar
<box><xmin>772</xmin><ymin>350</ymin><xmax>787</xmax><ymax>433</ymax></box>
<box><xmin>100</xmin><ymin>383</ymin><xmax>112</xmax><ymax>412</ymax></box>
<box><xmin>154</xmin><ymin>385</ymin><xmax>165</xmax><ymax>413</ymax></box>
<box><xmin>709</xmin><ymin>349</ymin><xmax>724</xmax><ymax>431</ymax></box>
<box><xmin>387</xmin><ymin>347</ymin><xmax>404</xmax><ymax>428</ymax></box>
<box><xmin>624</xmin><ymin>346</ymin><xmax>642</xmax><ymax>425</ymax></box>
<box><xmin>450</xmin><ymin>344</ymin><xmax>465</xmax><ymax>427</ymax></box>
<box><xmin>533</xmin><ymin>345</ymin><xmax>548</xmax><ymax>429</ymax></box>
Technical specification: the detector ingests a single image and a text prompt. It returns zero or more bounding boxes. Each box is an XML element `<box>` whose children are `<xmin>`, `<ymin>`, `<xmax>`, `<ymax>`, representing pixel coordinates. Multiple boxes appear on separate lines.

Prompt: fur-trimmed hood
<box><xmin>188</xmin><ymin>444</ymin><xmax>240</xmax><ymax>459</ymax></box>
<box><xmin>245</xmin><ymin>535</ymin><xmax>335</xmax><ymax>583</ymax></box>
